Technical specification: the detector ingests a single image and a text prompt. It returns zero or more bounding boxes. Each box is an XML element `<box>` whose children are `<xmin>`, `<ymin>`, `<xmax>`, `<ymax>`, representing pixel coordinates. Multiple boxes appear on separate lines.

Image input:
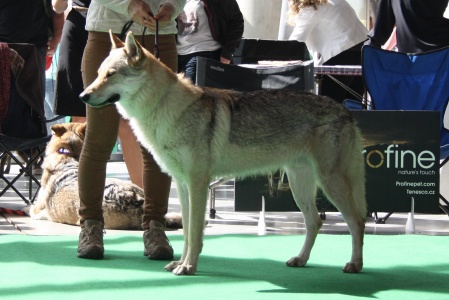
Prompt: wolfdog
<box><xmin>80</xmin><ymin>31</ymin><xmax>367</xmax><ymax>275</ymax></box>
<box><xmin>26</xmin><ymin>122</ymin><xmax>182</xmax><ymax>230</ymax></box>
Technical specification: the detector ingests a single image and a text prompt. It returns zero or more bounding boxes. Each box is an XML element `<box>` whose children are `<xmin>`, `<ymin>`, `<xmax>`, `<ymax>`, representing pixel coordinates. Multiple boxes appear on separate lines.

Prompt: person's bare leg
<box><xmin>118</xmin><ymin>118</ymin><xmax>144</xmax><ymax>188</ymax></box>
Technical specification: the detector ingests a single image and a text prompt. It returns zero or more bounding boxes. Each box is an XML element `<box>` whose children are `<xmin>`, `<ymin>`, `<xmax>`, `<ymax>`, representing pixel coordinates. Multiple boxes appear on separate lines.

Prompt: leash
<box><xmin>119</xmin><ymin>19</ymin><xmax>160</xmax><ymax>61</ymax></box>
<box><xmin>0</xmin><ymin>207</ymin><xmax>27</xmax><ymax>233</ymax></box>
<box><xmin>0</xmin><ymin>207</ymin><xmax>27</xmax><ymax>216</ymax></box>
<box><xmin>154</xmin><ymin>19</ymin><xmax>160</xmax><ymax>61</ymax></box>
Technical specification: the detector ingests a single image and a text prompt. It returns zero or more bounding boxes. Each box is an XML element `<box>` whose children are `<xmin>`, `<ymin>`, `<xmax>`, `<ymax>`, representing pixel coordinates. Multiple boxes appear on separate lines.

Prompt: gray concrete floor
<box><xmin>1</xmin><ymin>161</ymin><xmax>449</xmax><ymax>237</ymax></box>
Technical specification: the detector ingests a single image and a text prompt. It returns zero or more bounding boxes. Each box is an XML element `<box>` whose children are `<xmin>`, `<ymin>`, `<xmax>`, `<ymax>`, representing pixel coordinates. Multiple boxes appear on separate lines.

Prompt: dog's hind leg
<box><xmin>319</xmin><ymin>165</ymin><xmax>366</xmax><ymax>273</ymax></box>
<box><xmin>285</xmin><ymin>165</ymin><xmax>323</xmax><ymax>268</ymax></box>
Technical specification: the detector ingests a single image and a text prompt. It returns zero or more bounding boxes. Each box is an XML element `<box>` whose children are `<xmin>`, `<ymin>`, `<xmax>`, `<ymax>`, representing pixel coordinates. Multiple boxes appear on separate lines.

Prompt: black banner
<box><xmin>235</xmin><ymin>111</ymin><xmax>440</xmax><ymax>214</ymax></box>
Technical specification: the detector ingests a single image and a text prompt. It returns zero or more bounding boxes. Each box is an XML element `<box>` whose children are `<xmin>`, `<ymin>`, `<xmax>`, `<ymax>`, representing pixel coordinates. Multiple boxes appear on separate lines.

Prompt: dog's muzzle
<box><xmin>79</xmin><ymin>93</ymin><xmax>121</xmax><ymax>107</ymax></box>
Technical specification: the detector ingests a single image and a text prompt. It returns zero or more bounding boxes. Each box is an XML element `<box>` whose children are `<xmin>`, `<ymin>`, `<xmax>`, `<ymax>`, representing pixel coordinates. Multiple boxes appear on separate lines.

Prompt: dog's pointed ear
<box><xmin>76</xmin><ymin>122</ymin><xmax>87</xmax><ymax>140</ymax></box>
<box><xmin>124</xmin><ymin>31</ymin><xmax>144</xmax><ymax>68</ymax></box>
<box><xmin>109</xmin><ymin>29</ymin><xmax>124</xmax><ymax>49</ymax></box>
<box><xmin>50</xmin><ymin>124</ymin><xmax>67</xmax><ymax>137</ymax></box>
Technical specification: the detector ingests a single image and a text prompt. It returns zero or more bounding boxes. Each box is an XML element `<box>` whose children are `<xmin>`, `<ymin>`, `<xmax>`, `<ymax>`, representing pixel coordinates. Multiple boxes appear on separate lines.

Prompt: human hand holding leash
<box><xmin>128</xmin><ymin>0</ymin><xmax>154</xmax><ymax>27</ymax></box>
<box><xmin>144</xmin><ymin>3</ymin><xmax>175</xmax><ymax>31</ymax></box>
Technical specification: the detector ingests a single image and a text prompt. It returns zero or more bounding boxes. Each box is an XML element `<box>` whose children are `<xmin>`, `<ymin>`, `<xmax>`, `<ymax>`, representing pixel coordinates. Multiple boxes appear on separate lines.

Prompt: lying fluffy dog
<box><xmin>26</xmin><ymin>122</ymin><xmax>181</xmax><ymax>230</ymax></box>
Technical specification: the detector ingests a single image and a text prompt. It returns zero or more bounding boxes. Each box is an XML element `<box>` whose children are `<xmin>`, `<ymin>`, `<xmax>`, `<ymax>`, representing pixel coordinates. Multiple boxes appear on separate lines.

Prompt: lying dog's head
<box><xmin>46</xmin><ymin>122</ymin><xmax>86</xmax><ymax>161</ymax></box>
<box><xmin>79</xmin><ymin>30</ymin><xmax>154</xmax><ymax>108</ymax></box>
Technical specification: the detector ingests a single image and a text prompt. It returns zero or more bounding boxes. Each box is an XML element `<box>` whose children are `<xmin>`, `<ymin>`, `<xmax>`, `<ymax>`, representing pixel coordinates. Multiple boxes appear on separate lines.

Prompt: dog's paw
<box><xmin>286</xmin><ymin>256</ymin><xmax>308</xmax><ymax>267</ymax></box>
<box><xmin>342</xmin><ymin>261</ymin><xmax>363</xmax><ymax>273</ymax></box>
<box><xmin>172</xmin><ymin>264</ymin><xmax>196</xmax><ymax>276</ymax></box>
<box><xmin>31</xmin><ymin>210</ymin><xmax>48</xmax><ymax>220</ymax></box>
<box><xmin>165</xmin><ymin>260</ymin><xmax>196</xmax><ymax>275</ymax></box>
<box><xmin>165</xmin><ymin>212</ymin><xmax>183</xmax><ymax>229</ymax></box>
<box><xmin>164</xmin><ymin>260</ymin><xmax>182</xmax><ymax>272</ymax></box>
<box><xmin>21</xmin><ymin>205</ymin><xmax>31</xmax><ymax>216</ymax></box>
<box><xmin>23</xmin><ymin>205</ymin><xmax>48</xmax><ymax>220</ymax></box>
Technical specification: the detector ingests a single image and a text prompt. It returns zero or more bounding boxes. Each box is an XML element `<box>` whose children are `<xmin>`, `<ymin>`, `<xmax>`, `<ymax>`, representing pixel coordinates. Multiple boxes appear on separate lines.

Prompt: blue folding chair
<box><xmin>362</xmin><ymin>45</ymin><xmax>449</xmax><ymax>217</ymax></box>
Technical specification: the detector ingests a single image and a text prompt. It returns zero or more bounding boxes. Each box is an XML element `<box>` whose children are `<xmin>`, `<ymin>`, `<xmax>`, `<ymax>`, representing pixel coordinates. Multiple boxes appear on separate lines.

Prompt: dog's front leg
<box><xmin>171</xmin><ymin>179</ymin><xmax>209</xmax><ymax>275</ymax></box>
<box><xmin>27</xmin><ymin>192</ymin><xmax>48</xmax><ymax>220</ymax></box>
<box><xmin>165</xmin><ymin>181</ymin><xmax>189</xmax><ymax>272</ymax></box>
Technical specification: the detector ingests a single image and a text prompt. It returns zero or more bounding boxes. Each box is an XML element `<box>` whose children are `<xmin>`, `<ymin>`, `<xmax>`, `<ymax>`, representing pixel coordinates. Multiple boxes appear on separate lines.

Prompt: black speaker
<box><xmin>232</xmin><ymin>39</ymin><xmax>310</xmax><ymax>64</ymax></box>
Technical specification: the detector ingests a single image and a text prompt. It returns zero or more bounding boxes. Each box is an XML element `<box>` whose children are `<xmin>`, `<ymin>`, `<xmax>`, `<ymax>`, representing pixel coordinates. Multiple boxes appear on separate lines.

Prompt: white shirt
<box><xmin>176</xmin><ymin>0</ymin><xmax>221</xmax><ymax>55</ymax></box>
<box><xmin>85</xmin><ymin>0</ymin><xmax>184</xmax><ymax>35</ymax></box>
<box><xmin>289</xmin><ymin>0</ymin><xmax>368</xmax><ymax>65</ymax></box>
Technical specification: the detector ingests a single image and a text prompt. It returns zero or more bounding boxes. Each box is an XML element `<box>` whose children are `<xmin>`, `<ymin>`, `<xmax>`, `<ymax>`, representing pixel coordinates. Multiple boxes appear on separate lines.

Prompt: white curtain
<box><xmin>277</xmin><ymin>0</ymin><xmax>291</xmax><ymax>40</ymax></box>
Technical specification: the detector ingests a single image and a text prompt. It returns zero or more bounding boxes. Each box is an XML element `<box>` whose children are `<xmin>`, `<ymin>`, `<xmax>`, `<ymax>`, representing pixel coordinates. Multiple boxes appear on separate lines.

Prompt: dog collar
<box><xmin>57</xmin><ymin>147</ymin><xmax>71</xmax><ymax>155</ymax></box>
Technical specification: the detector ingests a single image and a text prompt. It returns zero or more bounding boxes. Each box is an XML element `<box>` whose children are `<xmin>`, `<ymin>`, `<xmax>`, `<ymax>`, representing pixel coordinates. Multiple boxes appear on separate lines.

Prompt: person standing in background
<box><xmin>52</xmin><ymin>0</ymin><xmax>90</xmax><ymax>123</ymax></box>
<box><xmin>369</xmin><ymin>0</ymin><xmax>380</xmax><ymax>26</ymax></box>
<box><xmin>0</xmin><ymin>0</ymin><xmax>64</xmax><ymax>96</ymax></box>
<box><xmin>366</xmin><ymin>0</ymin><xmax>449</xmax><ymax>53</ymax></box>
<box><xmin>288</xmin><ymin>0</ymin><xmax>368</xmax><ymax>103</ymax></box>
<box><xmin>177</xmin><ymin>0</ymin><xmax>244</xmax><ymax>83</ymax></box>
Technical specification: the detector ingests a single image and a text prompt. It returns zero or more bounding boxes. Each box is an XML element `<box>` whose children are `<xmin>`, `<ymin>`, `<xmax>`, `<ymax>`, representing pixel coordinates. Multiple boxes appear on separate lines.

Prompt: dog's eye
<box><xmin>106</xmin><ymin>70</ymin><xmax>116</xmax><ymax>78</ymax></box>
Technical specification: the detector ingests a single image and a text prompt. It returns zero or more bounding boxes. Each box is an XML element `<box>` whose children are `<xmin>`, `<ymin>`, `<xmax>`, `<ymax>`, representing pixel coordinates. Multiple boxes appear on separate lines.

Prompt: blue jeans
<box><xmin>178</xmin><ymin>49</ymin><xmax>221</xmax><ymax>83</ymax></box>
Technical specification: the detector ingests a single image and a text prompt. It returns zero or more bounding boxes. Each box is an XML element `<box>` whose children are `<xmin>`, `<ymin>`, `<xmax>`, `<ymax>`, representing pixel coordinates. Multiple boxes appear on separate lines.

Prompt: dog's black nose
<box><xmin>80</xmin><ymin>93</ymin><xmax>90</xmax><ymax>103</ymax></box>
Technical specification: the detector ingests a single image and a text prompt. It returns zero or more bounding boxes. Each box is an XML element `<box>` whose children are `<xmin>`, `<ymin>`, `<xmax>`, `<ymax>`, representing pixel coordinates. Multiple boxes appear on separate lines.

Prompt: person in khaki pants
<box><xmin>77</xmin><ymin>0</ymin><xmax>185</xmax><ymax>261</ymax></box>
